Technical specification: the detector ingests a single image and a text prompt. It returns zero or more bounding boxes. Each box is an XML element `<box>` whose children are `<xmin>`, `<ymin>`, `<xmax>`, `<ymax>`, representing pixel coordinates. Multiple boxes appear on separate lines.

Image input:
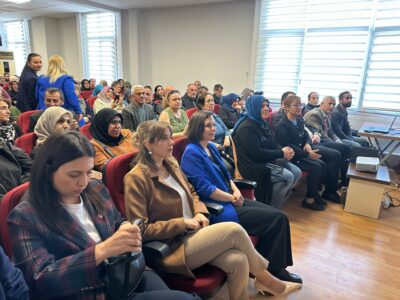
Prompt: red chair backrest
<box><xmin>87</xmin><ymin>96</ymin><xmax>97</xmax><ymax>109</ymax></box>
<box><xmin>80</xmin><ymin>123</ymin><xmax>92</xmax><ymax>140</ymax></box>
<box><xmin>103</xmin><ymin>150</ymin><xmax>139</xmax><ymax>217</ymax></box>
<box><xmin>14</xmin><ymin>132</ymin><xmax>37</xmax><ymax>155</ymax></box>
<box><xmin>80</xmin><ymin>91</ymin><xmax>92</xmax><ymax>100</ymax></box>
<box><xmin>0</xmin><ymin>182</ymin><xmax>29</xmax><ymax>257</ymax></box>
<box><xmin>269</xmin><ymin>110</ymin><xmax>277</xmax><ymax>127</ymax></box>
<box><xmin>17</xmin><ymin>110</ymin><xmax>40</xmax><ymax>134</ymax></box>
<box><xmin>186</xmin><ymin>108</ymin><xmax>198</xmax><ymax>119</ymax></box>
<box><xmin>172</xmin><ymin>137</ymin><xmax>189</xmax><ymax>163</ymax></box>
<box><xmin>213</xmin><ymin>104</ymin><xmax>220</xmax><ymax>114</ymax></box>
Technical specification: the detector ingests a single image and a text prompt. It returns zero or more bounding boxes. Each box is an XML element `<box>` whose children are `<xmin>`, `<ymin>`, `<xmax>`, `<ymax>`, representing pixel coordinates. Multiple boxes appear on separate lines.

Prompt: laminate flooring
<box><xmin>252</xmin><ymin>181</ymin><xmax>400</xmax><ymax>300</ymax></box>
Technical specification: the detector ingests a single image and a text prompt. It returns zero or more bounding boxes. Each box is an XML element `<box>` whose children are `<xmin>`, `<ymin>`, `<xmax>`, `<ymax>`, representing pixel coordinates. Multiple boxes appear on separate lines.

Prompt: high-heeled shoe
<box><xmin>254</xmin><ymin>279</ymin><xmax>302</xmax><ymax>296</ymax></box>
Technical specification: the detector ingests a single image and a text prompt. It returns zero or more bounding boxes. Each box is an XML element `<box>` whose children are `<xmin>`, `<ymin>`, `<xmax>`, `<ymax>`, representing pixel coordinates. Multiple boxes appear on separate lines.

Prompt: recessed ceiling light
<box><xmin>5</xmin><ymin>0</ymin><xmax>32</xmax><ymax>4</ymax></box>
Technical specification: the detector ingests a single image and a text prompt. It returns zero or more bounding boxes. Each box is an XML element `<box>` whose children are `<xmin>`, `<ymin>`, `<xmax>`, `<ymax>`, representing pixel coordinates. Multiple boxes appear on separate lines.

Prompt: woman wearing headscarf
<box><xmin>232</xmin><ymin>95</ymin><xmax>302</xmax><ymax>210</ymax></box>
<box><xmin>218</xmin><ymin>93</ymin><xmax>241</xmax><ymax>129</ymax></box>
<box><xmin>33</xmin><ymin>106</ymin><xmax>73</xmax><ymax>156</ymax></box>
<box><xmin>91</xmin><ymin>84</ymin><xmax>104</xmax><ymax>97</ymax></box>
<box><xmin>93</xmin><ymin>86</ymin><xmax>120</xmax><ymax>114</ymax></box>
<box><xmin>90</xmin><ymin>108</ymin><xmax>135</xmax><ymax>171</ymax></box>
<box><xmin>241</xmin><ymin>88</ymin><xmax>254</xmax><ymax>103</ymax></box>
<box><xmin>81</xmin><ymin>79</ymin><xmax>91</xmax><ymax>91</ymax></box>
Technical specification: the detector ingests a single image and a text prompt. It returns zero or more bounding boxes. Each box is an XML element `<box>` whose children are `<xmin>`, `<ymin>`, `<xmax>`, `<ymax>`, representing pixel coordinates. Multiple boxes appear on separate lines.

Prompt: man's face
<box><xmin>132</xmin><ymin>87</ymin><xmax>145</xmax><ymax>105</ymax></box>
<box><xmin>214</xmin><ymin>88</ymin><xmax>223</xmax><ymax>98</ymax></box>
<box><xmin>321</xmin><ymin>98</ymin><xmax>336</xmax><ymax>113</ymax></box>
<box><xmin>340</xmin><ymin>93</ymin><xmax>352</xmax><ymax>108</ymax></box>
<box><xmin>4</xmin><ymin>73</ymin><xmax>10</xmax><ymax>82</ymax></box>
<box><xmin>309</xmin><ymin>92</ymin><xmax>319</xmax><ymax>105</ymax></box>
<box><xmin>44</xmin><ymin>92</ymin><xmax>63</xmax><ymax>107</ymax></box>
<box><xmin>187</xmin><ymin>84</ymin><xmax>197</xmax><ymax>98</ymax></box>
<box><xmin>144</xmin><ymin>88</ymin><xmax>152</xmax><ymax>104</ymax></box>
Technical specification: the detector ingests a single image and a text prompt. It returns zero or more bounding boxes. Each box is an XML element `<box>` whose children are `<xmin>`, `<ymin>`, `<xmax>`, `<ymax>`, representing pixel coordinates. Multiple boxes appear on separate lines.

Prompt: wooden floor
<box><xmin>253</xmin><ymin>180</ymin><xmax>400</xmax><ymax>300</ymax></box>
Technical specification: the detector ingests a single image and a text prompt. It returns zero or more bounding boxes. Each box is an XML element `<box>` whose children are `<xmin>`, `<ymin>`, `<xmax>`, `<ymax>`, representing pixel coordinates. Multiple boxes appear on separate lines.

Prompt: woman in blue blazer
<box><xmin>181</xmin><ymin>110</ymin><xmax>302</xmax><ymax>284</ymax></box>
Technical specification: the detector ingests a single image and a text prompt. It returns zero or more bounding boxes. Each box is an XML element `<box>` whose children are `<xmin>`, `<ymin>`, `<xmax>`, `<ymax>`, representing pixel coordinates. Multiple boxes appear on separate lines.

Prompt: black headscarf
<box><xmin>89</xmin><ymin>108</ymin><xmax>123</xmax><ymax>146</ymax></box>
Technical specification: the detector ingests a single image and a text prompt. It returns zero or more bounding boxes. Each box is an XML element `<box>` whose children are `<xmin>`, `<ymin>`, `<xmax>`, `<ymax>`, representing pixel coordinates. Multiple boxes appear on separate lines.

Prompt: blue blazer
<box><xmin>181</xmin><ymin>143</ymin><xmax>239</xmax><ymax>224</ymax></box>
<box><xmin>0</xmin><ymin>246</ymin><xmax>29</xmax><ymax>300</ymax></box>
<box><xmin>36</xmin><ymin>74</ymin><xmax>83</xmax><ymax>115</ymax></box>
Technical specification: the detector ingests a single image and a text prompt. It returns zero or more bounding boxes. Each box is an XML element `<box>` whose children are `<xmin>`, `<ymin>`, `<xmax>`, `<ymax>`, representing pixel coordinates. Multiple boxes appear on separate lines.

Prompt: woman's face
<box><xmin>148</xmin><ymin>128</ymin><xmax>174</xmax><ymax>160</ymax></box>
<box><xmin>261</xmin><ymin>101</ymin><xmax>270</xmax><ymax>121</ymax></box>
<box><xmin>89</xmin><ymin>79</ymin><xmax>96</xmax><ymax>88</ymax></box>
<box><xmin>201</xmin><ymin>116</ymin><xmax>216</xmax><ymax>142</ymax></box>
<box><xmin>108</xmin><ymin>115</ymin><xmax>122</xmax><ymax>138</ymax></box>
<box><xmin>0</xmin><ymin>101</ymin><xmax>10</xmax><ymax>123</ymax></box>
<box><xmin>83</xmin><ymin>81</ymin><xmax>90</xmax><ymax>89</ymax></box>
<box><xmin>11</xmin><ymin>81</ymin><xmax>18</xmax><ymax>91</ymax></box>
<box><xmin>52</xmin><ymin>156</ymin><xmax>94</xmax><ymax>203</ymax></box>
<box><xmin>28</xmin><ymin>56</ymin><xmax>42</xmax><ymax>72</ymax></box>
<box><xmin>114</xmin><ymin>85</ymin><xmax>121</xmax><ymax>94</ymax></box>
<box><xmin>231</xmin><ymin>99</ymin><xmax>239</xmax><ymax>109</ymax></box>
<box><xmin>156</xmin><ymin>86</ymin><xmax>164</xmax><ymax>97</ymax></box>
<box><xmin>203</xmin><ymin>95</ymin><xmax>215</xmax><ymax>112</ymax></box>
<box><xmin>287</xmin><ymin>100</ymin><xmax>302</xmax><ymax>116</ymax></box>
<box><xmin>54</xmin><ymin>113</ymin><xmax>72</xmax><ymax>133</ymax></box>
<box><xmin>106</xmin><ymin>88</ymin><xmax>114</xmax><ymax>100</ymax></box>
<box><xmin>168</xmin><ymin>93</ymin><xmax>182</xmax><ymax>110</ymax></box>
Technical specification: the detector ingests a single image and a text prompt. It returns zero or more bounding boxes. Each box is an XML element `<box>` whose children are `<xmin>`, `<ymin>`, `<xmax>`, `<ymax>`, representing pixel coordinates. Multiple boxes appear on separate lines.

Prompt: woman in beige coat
<box><xmin>124</xmin><ymin>120</ymin><xmax>301</xmax><ymax>300</ymax></box>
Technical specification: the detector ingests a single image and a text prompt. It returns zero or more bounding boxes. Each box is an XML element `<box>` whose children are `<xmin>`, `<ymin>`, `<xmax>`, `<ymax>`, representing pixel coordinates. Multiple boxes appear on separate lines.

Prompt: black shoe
<box><xmin>271</xmin><ymin>269</ymin><xmax>303</xmax><ymax>284</ymax></box>
<box><xmin>322</xmin><ymin>191</ymin><xmax>341</xmax><ymax>203</ymax></box>
<box><xmin>302</xmin><ymin>199</ymin><xmax>325</xmax><ymax>211</ymax></box>
<box><xmin>314</xmin><ymin>194</ymin><xmax>327</xmax><ymax>206</ymax></box>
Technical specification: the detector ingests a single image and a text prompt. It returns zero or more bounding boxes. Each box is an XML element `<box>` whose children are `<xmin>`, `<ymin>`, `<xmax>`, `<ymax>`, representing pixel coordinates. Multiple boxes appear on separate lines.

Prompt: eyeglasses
<box><xmin>110</xmin><ymin>119</ymin><xmax>122</xmax><ymax>125</ymax></box>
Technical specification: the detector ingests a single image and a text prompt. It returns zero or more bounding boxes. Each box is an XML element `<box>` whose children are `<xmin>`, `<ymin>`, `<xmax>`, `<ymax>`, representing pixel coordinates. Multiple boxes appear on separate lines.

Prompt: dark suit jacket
<box><xmin>8</xmin><ymin>180</ymin><xmax>124</xmax><ymax>299</ymax></box>
<box><xmin>17</xmin><ymin>68</ymin><xmax>38</xmax><ymax>112</ymax></box>
<box><xmin>181</xmin><ymin>94</ymin><xmax>196</xmax><ymax>110</ymax></box>
<box><xmin>218</xmin><ymin>106</ymin><xmax>240</xmax><ymax>129</ymax></box>
<box><xmin>331</xmin><ymin>104</ymin><xmax>352</xmax><ymax>140</ymax></box>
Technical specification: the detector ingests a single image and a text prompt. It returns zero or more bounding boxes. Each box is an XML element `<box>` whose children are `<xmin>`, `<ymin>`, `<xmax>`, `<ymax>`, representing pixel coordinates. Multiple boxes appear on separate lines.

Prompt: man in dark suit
<box><xmin>181</xmin><ymin>83</ymin><xmax>197</xmax><ymax>110</ymax></box>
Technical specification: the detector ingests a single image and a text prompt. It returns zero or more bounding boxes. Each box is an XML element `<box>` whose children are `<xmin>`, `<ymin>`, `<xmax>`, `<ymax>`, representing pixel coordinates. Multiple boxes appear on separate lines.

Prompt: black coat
<box><xmin>275</xmin><ymin>115</ymin><xmax>311</xmax><ymax>163</ymax></box>
<box><xmin>218</xmin><ymin>106</ymin><xmax>240</xmax><ymax>129</ymax></box>
<box><xmin>232</xmin><ymin>118</ymin><xmax>283</xmax><ymax>204</ymax></box>
<box><xmin>17</xmin><ymin>68</ymin><xmax>38</xmax><ymax>112</ymax></box>
<box><xmin>0</xmin><ymin>139</ymin><xmax>32</xmax><ymax>199</ymax></box>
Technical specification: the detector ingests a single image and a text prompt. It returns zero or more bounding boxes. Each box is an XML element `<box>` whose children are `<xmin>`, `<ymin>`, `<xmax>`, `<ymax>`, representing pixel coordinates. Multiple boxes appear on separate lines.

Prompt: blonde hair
<box><xmin>133</xmin><ymin>120</ymin><xmax>178</xmax><ymax>172</ymax></box>
<box><xmin>47</xmin><ymin>55</ymin><xmax>68</xmax><ymax>83</ymax></box>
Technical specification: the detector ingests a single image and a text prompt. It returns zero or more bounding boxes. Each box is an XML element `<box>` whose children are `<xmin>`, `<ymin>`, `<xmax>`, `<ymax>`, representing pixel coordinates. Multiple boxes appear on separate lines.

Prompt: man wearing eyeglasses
<box><xmin>331</xmin><ymin>91</ymin><xmax>369</xmax><ymax>148</ymax></box>
<box><xmin>122</xmin><ymin>85</ymin><xmax>157</xmax><ymax>131</ymax></box>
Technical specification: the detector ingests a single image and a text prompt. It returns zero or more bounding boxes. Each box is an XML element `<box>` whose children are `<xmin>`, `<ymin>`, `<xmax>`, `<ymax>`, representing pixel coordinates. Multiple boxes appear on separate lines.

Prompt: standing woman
<box><xmin>8</xmin><ymin>131</ymin><xmax>200</xmax><ymax>300</ymax></box>
<box><xmin>17</xmin><ymin>53</ymin><xmax>42</xmax><ymax>112</ymax></box>
<box><xmin>159</xmin><ymin>90</ymin><xmax>189</xmax><ymax>138</ymax></box>
<box><xmin>36</xmin><ymin>55</ymin><xmax>83</xmax><ymax>120</ymax></box>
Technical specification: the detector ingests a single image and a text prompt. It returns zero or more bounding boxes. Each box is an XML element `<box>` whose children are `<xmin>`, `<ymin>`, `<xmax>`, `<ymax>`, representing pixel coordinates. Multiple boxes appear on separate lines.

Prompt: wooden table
<box><xmin>359</xmin><ymin>122</ymin><xmax>400</xmax><ymax>164</ymax></box>
<box><xmin>344</xmin><ymin>163</ymin><xmax>391</xmax><ymax>219</ymax></box>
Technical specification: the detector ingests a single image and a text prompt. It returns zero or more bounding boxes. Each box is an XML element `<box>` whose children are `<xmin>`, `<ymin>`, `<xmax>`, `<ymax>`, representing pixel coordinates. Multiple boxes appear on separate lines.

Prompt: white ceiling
<box><xmin>0</xmin><ymin>0</ymin><xmax>236</xmax><ymax>21</ymax></box>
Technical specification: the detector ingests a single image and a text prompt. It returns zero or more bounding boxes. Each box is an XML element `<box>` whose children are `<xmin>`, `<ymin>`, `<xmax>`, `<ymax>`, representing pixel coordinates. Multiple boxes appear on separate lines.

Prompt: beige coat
<box><xmin>124</xmin><ymin>159</ymin><xmax>209</xmax><ymax>278</ymax></box>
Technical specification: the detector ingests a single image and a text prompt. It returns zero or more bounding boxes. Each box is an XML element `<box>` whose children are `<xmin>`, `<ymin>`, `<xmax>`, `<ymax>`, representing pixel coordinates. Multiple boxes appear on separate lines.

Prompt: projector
<box><xmin>355</xmin><ymin>156</ymin><xmax>380</xmax><ymax>173</ymax></box>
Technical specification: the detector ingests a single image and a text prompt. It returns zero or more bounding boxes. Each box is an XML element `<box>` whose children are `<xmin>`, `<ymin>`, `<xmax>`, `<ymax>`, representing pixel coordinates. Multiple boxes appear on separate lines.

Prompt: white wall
<box><xmin>137</xmin><ymin>0</ymin><xmax>255</xmax><ymax>93</ymax></box>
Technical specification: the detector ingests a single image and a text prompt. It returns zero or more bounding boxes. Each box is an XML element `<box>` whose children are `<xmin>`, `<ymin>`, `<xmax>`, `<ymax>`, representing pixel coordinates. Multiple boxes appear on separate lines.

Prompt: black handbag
<box><xmin>104</xmin><ymin>219</ymin><xmax>146</xmax><ymax>300</ymax></box>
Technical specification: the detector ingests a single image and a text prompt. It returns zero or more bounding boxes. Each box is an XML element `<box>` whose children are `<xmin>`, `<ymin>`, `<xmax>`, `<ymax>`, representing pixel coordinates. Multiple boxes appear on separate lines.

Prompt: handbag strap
<box><xmin>94</xmin><ymin>139</ymin><xmax>117</xmax><ymax>158</ymax></box>
<box><xmin>229</xmin><ymin>136</ymin><xmax>243</xmax><ymax>180</ymax></box>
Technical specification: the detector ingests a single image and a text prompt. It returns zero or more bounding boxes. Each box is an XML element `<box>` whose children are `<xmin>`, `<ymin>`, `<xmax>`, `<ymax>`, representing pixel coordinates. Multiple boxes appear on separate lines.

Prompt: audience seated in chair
<box><xmin>232</xmin><ymin>95</ymin><xmax>302</xmax><ymax>210</ymax></box>
<box><xmin>8</xmin><ymin>131</ymin><xmax>198</xmax><ymax>300</ymax></box>
<box><xmin>93</xmin><ymin>87</ymin><xmax>121</xmax><ymax>114</ymax></box>
<box><xmin>159</xmin><ymin>90</ymin><xmax>189</xmax><ymax>138</ymax></box>
<box><xmin>74</xmin><ymin>84</ymin><xmax>93</xmax><ymax>123</ymax></box>
<box><xmin>271</xmin><ymin>91</ymin><xmax>296</xmax><ymax>131</ymax></box>
<box><xmin>0</xmin><ymin>99</ymin><xmax>21</xmax><ymax>144</ymax></box>
<box><xmin>181</xmin><ymin>111</ymin><xmax>303</xmax><ymax>284</ymax></box>
<box><xmin>124</xmin><ymin>120</ymin><xmax>301</xmax><ymax>300</ymax></box>
<box><xmin>301</xmin><ymin>91</ymin><xmax>320</xmax><ymax>116</ymax></box>
<box><xmin>122</xmin><ymin>85</ymin><xmax>156</xmax><ymax>132</ymax></box>
<box><xmin>90</xmin><ymin>108</ymin><xmax>135</xmax><ymax>171</ymax></box>
<box><xmin>181</xmin><ymin>83</ymin><xmax>197</xmax><ymax>110</ymax></box>
<box><xmin>218</xmin><ymin>93</ymin><xmax>242</xmax><ymax>129</ymax></box>
<box><xmin>0</xmin><ymin>138</ymin><xmax>32</xmax><ymax>200</ymax></box>
<box><xmin>213</xmin><ymin>84</ymin><xmax>223</xmax><ymax>105</ymax></box>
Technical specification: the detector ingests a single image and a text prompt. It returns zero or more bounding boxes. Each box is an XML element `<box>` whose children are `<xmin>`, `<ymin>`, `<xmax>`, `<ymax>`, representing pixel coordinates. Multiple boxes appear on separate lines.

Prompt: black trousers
<box><xmin>320</xmin><ymin>141</ymin><xmax>351</xmax><ymax>184</ymax></box>
<box><xmin>235</xmin><ymin>199</ymin><xmax>293</xmax><ymax>272</ymax></box>
<box><xmin>132</xmin><ymin>271</ymin><xmax>201</xmax><ymax>300</ymax></box>
<box><xmin>313</xmin><ymin>145</ymin><xmax>341</xmax><ymax>193</ymax></box>
<box><xmin>296</xmin><ymin>158</ymin><xmax>326</xmax><ymax>198</ymax></box>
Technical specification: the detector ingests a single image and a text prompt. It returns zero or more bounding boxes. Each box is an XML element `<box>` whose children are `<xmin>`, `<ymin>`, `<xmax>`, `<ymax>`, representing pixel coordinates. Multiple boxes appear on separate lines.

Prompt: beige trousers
<box><xmin>184</xmin><ymin>222</ymin><xmax>268</xmax><ymax>300</ymax></box>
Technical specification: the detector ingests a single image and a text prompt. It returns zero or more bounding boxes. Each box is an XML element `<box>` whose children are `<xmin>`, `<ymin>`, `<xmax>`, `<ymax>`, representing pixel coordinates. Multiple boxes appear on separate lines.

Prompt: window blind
<box><xmin>4</xmin><ymin>20</ymin><xmax>30</xmax><ymax>76</ymax></box>
<box><xmin>82</xmin><ymin>12</ymin><xmax>119</xmax><ymax>84</ymax></box>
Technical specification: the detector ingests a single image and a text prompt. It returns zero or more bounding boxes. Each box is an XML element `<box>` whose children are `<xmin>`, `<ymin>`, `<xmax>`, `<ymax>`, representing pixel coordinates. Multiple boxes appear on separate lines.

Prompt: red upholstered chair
<box><xmin>213</xmin><ymin>104</ymin><xmax>220</xmax><ymax>114</ymax></box>
<box><xmin>87</xmin><ymin>96</ymin><xmax>97</xmax><ymax>109</ymax></box>
<box><xmin>185</xmin><ymin>108</ymin><xmax>198</xmax><ymax>119</ymax></box>
<box><xmin>17</xmin><ymin>110</ymin><xmax>40</xmax><ymax>134</ymax></box>
<box><xmin>102</xmin><ymin>150</ymin><xmax>226</xmax><ymax>298</ymax></box>
<box><xmin>80</xmin><ymin>90</ymin><xmax>92</xmax><ymax>100</ymax></box>
<box><xmin>172</xmin><ymin>136</ymin><xmax>189</xmax><ymax>163</ymax></box>
<box><xmin>14</xmin><ymin>132</ymin><xmax>37</xmax><ymax>155</ymax></box>
<box><xmin>0</xmin><ymin>182</ymin><xmax>29</xmax><ymax>257</ymax></box>
<box><xmin>80</xmin><ymin>123</ymin><xmax>92</xmax><ymax>140</ymax></box>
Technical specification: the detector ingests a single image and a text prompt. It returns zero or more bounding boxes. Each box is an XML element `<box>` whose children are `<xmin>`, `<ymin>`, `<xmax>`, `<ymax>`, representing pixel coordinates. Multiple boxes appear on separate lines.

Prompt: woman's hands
<box><xmin>95</xmin><ymin>222</ymin><xmax>142</xmax><ymax>265</ymax></box>
<box><xmin>282</xmin><ymin>147</ymin><xmax>295</xmax><ymax>160</ymax></box>
<box><xmin>231</xmin><ymin>188</ymin><xmax>244</xmax><ymax>206</ymax></box>
<box><xmin>184</xmin><ymin>213</ymin><xmax>209</xmax><ymax>231</ymax></box>
<box><xmin>223</xmin><ymin>136</ymin><xmax>231</xmax><ymax>148</ymax></box>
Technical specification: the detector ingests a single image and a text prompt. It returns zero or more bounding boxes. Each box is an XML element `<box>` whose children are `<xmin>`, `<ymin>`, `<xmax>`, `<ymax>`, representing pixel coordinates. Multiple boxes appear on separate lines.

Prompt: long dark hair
<box><xmin>21</xmin><ymin>53</ymin><xmax>41</xmax><ymax>74</ymax></box>
<box><xmin>29</xmin><ymin>131</ymin><xmax>103</xmax><ymax>233</ymax></box>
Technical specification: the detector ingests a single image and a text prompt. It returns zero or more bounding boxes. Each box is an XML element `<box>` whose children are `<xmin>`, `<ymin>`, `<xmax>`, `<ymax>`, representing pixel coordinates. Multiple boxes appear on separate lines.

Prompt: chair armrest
<box><xmin>233</xmin><ymin>179</ymin><xmax>257</xmax><ymax>189</ymax></box>
<box><xmin>143</xmin><ymin>241</ymin><xmax>170</xmax><ymax>259</ymax></box>
<box><xmin>204</xmin><ymin>201</ymin><xmax>224</xmax><ymax>216</ymax></box>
